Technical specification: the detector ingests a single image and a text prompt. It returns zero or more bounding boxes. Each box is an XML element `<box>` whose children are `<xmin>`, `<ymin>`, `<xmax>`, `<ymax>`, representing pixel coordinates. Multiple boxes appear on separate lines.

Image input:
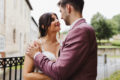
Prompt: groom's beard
<box><xmin>64</xmin><ymin>15</ymin><xmax>70</xmax><ymax>26</ymax></box>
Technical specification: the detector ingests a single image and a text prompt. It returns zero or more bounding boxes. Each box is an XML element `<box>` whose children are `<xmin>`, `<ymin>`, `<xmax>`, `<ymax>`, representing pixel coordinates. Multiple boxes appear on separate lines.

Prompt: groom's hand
<box><xmin>26</xmin><ymin>41</ymin><xmax>42</xmax><ymax>59</ymax></box>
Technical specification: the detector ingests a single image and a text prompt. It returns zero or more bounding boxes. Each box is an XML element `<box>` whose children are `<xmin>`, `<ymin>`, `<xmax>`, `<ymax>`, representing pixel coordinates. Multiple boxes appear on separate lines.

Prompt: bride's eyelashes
<box><xmin>51</xmin><ymin>18</ymin><xmax>55</xmax><ymax>21</ymax></box>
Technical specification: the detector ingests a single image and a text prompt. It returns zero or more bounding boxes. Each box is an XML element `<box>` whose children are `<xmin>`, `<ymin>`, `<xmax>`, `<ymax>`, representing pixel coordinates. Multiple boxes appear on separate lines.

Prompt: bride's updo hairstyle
<box><xmin>38</xmin><ymin>12</ymin><xmax>58</xmax><ymax>37</ymax></box>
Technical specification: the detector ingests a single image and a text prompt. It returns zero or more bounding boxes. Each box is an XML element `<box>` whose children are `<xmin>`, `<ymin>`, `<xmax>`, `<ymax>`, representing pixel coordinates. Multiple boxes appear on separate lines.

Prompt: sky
<box><xmin>29</xmin><ymin>0</ymin><xmax>120</xmax><ymax>32</ymax></box>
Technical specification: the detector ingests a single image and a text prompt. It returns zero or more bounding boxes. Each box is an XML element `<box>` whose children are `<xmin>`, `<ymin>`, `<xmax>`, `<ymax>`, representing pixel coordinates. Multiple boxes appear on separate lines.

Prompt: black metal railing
<box><xmin>0</xmin><ymin>56</ymin><xmax>24</xmax><ymax>80</ymax></box>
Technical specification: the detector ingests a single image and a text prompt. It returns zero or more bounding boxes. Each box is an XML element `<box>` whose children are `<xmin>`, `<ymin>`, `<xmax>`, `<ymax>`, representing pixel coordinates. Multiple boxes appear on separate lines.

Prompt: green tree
<box><xmin>91</xmin><ymin>12</ymin><xmax>116</xmax><ymax>43</ymax></box>
<box><xmin>105</xmin><ymin>19</ymin><xmax>117</xmax><ymax>40</ymax></box>
<box><xmin>106</xmin><ymin>19</ymin><xmax>118</xmax><ymax>35</ymax></box>
<box><xmin>112</xmin><ymin>14</ymin><xmax>120</xmax><ymax>33</ymax></box>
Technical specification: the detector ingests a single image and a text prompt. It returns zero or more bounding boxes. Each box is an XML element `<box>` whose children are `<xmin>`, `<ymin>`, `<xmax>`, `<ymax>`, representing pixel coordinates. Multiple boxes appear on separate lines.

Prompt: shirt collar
<box><xmin>70</xmin><ymin>18</ymin><xmax>83</xmax><ymax>29</ymax></box>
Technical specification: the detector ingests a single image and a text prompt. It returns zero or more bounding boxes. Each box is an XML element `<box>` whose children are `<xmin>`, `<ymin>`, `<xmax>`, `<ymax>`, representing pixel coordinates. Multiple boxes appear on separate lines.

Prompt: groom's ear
<box><xmin>66</xmin><ymin>4</ymin><xmax>72</xmax><ymax>14</ymax></box>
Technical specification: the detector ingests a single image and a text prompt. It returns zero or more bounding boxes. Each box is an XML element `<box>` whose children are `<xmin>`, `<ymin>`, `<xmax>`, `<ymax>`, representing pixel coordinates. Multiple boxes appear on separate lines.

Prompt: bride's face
<box><xmin>48</xmin><ymin>14</ymin><xmax>61</xmax><ymax>33</ymax></box>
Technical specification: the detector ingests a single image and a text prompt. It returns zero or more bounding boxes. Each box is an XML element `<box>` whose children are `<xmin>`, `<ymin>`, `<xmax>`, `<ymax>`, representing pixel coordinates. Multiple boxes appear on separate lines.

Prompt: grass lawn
<box><xmin>103</xmin><ymin>71</ymin><xmax>120</xmax><ymax>80</ymax></box>
<box><xmin>98</xmin><ymin>46</ymin><xmax>120</xmax><ymax>48</ymax></box>
<box><xmin>97</xmin><ymin>40</ymin><xmax>120</xmax><ymax>45</ymax></box>
<box><xmin>98</xmin><ymin>39</ymin><xmax>120</xmax><ymax>48</ymax></box>
<box><xmin>107</xmin><ymin>55</ymin><xmax>120</xmax><ymax>58</ymax></box>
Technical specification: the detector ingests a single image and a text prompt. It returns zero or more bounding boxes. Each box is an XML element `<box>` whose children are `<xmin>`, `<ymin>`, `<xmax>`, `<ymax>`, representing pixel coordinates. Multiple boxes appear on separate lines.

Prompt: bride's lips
<box><xmin>55</xmin><ymin>22</ymin><xmax>60</xmax><ymax>27</ymax></box>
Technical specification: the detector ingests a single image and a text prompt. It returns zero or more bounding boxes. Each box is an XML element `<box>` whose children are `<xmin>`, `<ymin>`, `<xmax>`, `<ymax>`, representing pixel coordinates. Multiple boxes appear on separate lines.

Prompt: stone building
<box><xmin>30</xmin><ymin>17</ymin><xmax>39</xmax><ymax>42</ymax></box>
<box><xmin>0</xmin><ymin>0</ymin><xmax>38</xmax><ymax>57</ymax></box>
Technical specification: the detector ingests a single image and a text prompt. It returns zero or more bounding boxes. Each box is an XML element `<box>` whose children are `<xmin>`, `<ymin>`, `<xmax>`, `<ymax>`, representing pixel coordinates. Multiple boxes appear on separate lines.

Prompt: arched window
<box><xmin>13</xmin><ymin>29</ymin><xmax>16</xmax><ymax>43</ymax></box>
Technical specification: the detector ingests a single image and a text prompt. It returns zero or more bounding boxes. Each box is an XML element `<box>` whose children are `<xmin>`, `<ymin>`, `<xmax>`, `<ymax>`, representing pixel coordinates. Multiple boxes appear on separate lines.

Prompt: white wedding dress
<box><xmin>34</xmin><ymin>40</ymin><xmax>56</xmax><ymax>73</ymax></box>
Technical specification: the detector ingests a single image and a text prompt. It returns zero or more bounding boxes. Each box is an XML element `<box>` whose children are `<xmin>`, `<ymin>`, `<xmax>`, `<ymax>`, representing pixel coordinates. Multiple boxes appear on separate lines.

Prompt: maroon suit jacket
<box><xmin>34</xmin><ymin>19</ymin><xmax>97</xmax><ymax>80</ymax></box>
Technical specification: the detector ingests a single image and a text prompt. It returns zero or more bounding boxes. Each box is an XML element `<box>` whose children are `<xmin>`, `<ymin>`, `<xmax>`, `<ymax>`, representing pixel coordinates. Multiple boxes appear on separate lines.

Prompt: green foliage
<box><xmin>106</xmin><ymin>19</ymin><xmax>118</xmax><ymax>35</ymax></box>
<box><xmin>91</xmin><ymin>12</ymin><xmax>116</xmax><ymax>42</ymax></box>
<box><xmin>112</xmin><ymin>14</ymin><xmax>120</xmax><ymax>33</ymax></box>
<box><xmin>103</xmin><ymin>71</ymin><xmax>120</xmax><ymax>80</ymax></box>
<box><xmin>91</xmin><ymin>13</ymin><xmax>105</xmax><ymax>41</ymax></box>
<box><xmin>111</xmin><ymin>40</ymin><xmax>120</xmax><ymax>46</ymax></box>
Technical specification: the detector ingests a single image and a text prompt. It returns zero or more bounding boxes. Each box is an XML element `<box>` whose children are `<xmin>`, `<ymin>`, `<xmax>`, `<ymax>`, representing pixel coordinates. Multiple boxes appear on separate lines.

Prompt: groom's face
<box><xmin>59</xmin><ymin>6</ymin><xmax>70</xmax><ymax>25</ymax></box>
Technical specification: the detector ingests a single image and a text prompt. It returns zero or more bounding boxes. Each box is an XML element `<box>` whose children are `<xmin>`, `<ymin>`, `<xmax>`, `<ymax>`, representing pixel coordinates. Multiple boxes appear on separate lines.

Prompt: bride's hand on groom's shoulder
<box><xmin>26</xmin><ymin>40</ymin><xmax>42</xmax><ymax>59</ymax></box>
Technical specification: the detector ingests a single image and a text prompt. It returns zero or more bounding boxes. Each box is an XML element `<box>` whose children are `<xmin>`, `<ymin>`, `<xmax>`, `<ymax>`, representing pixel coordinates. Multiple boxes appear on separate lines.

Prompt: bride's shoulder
<box><xmin>37</xmin><ymin>38</ymin><xmax>44</xmax><ymax>43</ymax></box>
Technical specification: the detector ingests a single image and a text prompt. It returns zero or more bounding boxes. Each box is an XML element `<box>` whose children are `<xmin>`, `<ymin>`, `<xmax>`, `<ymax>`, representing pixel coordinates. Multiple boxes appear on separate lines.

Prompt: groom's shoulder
<box><xmin>71</xmin><ymin>22</ymin><xmax>94</xmax><ymax>34</ymax></box>
<box><xmin>78</xmin><ymin>22</ymin><xmax>94</xmax><ymax>30</ymax></box>
<box><xmin>65</xmin><ymin>23</ymin><xmax>95</xmax><ymax>40</ymax></box>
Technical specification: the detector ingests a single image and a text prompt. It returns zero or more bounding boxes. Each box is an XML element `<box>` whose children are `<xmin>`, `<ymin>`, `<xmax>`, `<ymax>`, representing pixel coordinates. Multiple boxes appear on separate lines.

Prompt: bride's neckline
<box><xmin>38</xmin><ymin>38</ymin><xmax>60</xmax><ymax>57</ymax></box>
<box><xmin>39</xmin><ymin>38</ymin><xmax>60</xmax><ymax>47</ymax></box>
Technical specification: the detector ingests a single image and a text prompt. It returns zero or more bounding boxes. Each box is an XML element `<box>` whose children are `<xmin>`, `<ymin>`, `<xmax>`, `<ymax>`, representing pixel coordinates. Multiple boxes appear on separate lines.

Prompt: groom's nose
<box><xmin>61</xmin><ymin>16</ymin><xmax>63</xmax><ymax>19</ymax></box>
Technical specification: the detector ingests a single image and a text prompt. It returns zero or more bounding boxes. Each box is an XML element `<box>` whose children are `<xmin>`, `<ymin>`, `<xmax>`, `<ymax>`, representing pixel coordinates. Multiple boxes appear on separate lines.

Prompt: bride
<box><xmin>23</xmin><ymin>12</ymin><xmax>61</xmax><ymax>80</ymax></box>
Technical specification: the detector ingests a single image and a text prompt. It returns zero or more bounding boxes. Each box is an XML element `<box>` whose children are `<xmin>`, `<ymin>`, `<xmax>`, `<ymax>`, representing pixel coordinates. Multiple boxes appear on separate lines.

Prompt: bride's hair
<box><xmin>38</xmin><ymin>12</ymin><xmax>58</xmax><ymax>37</ymax></box>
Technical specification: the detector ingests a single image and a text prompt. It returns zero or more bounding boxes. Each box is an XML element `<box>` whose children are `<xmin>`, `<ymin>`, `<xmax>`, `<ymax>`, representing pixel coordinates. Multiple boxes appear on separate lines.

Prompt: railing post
<box><xmin>19</xmin><ymin>57</ymin><xmax>24</xmax><ymax>80</ymax></box>
<box><xmin>15</xmin><ymin>58</ymin><xmax>18</xmax><ymax>80</ymax></box>
<box><xmin>3</xmin><ymin>58</ymin><xmax>6</xmax><ymax>80</ymax></box>
<box><xmin>9</xmin><ymin>58</ymin><xmax>12</xmax><ymax>80</ymax></box>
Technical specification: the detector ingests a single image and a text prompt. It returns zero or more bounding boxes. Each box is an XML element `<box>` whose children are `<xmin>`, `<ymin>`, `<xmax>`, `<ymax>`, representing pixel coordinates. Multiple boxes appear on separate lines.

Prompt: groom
<box><xmin>27</xmin><ymin>0</ymin><xmax>97</xmax><ymax>80</ymax></box>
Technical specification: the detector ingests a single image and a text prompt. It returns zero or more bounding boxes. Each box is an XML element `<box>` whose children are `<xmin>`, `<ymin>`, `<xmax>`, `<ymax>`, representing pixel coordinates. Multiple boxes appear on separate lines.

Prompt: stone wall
<box><xmin>98</xmin><ymin>48</ymin><xmax>120</xmax><ymax>56</ymax></box>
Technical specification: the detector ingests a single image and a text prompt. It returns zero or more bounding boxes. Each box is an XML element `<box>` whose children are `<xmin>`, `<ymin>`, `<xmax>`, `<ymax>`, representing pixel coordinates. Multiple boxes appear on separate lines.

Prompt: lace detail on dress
<box><xmin>34</xmin><ymin>39</ymin><xmax>56</xmax><ymax>73</ymax></box>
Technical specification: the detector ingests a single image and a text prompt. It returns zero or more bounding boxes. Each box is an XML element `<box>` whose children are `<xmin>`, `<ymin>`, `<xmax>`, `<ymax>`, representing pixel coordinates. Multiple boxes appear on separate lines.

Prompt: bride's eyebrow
<box><xmin>51</xmin><ymin>17</ymin><xmax>57</xmax><ymax>21</ymax></box>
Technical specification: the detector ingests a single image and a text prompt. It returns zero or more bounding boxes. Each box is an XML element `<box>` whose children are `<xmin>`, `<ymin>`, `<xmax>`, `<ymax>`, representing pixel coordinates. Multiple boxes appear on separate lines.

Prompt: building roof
<box><xmin>25</xmin><ymin>0</ymin><xmax>33</xmax><ymax>10</ymax></box>
<box><xmin>31</xmin><ymin>17</ymin><xmax>38</xmax><ymax>27</ymax></box>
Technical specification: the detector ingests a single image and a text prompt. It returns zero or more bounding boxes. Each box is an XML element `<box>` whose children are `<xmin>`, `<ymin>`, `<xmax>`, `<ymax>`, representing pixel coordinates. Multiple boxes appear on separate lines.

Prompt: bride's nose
<box><xmin>55</xmin><ymin>19</ymin><xmax>59</xmax><ymax>22</ymax></box>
